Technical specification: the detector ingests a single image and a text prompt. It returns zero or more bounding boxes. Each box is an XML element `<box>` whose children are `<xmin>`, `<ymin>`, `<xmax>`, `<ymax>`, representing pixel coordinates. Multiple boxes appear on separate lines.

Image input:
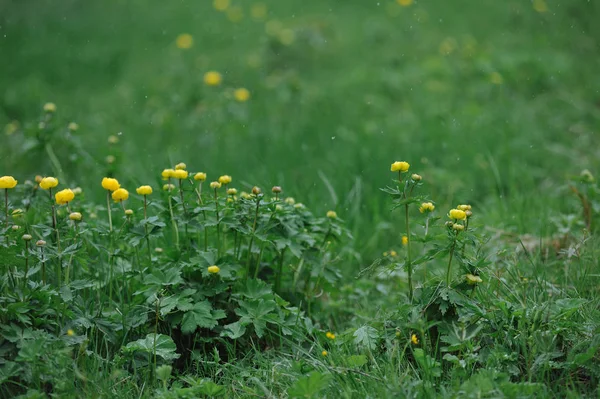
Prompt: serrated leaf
<box><xmin>221</xmin><ymin>321</ymin><xmax>247</xmax><ymax>339</ymax></box>
<box><xmin>345</xmin><ymin>354</ymin><xmax>368</xmax><ymax>367</ymax></box>
<box><xmin>288</xmin><ymin>371</ymin><xmax>331</xmax><ymax>398</ymax></box>
<box><xmin>123</xmin><ymin>334</ymin><xmax>180</xmax><ymax>361</ymax></box>
<box><xmin>235</xmin><ymin>299</ymin><xmax>278</xmax><ymax>338</ymax></box>
<box><xmin>353</xmin><ymin>325</ymin><xmax>379</xmax><ymax>350</ymax></box>
<box><xmin>180</xmin><ymin>301</ymin><xmax>226</xmax><ymax>333</ymax></box>
<box><xmin>239</xmin><ymin>279</ymin><xmax>272</xmax><ymax>300</ymax></box>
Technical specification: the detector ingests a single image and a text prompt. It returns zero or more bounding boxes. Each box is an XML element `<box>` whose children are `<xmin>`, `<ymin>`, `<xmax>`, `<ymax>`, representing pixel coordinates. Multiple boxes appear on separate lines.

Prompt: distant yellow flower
<box><xmin>208</xmin><ymin>265</ymin><xmax>220</xmax><ymax>274</ymax></box>
<box><xmin>163</xmin><ymin>184</ymin><xmax>176</xmax><ymax>191</ymax></box>
<box><xmin>227</xmin><ymin>188</ymin><xmax>238</xmax><ymax>196</ymax></box>
<box><xmin>402</xmin><ymin>235</ymin><xmax>408</xmax><ymax>245</ymax></box>
<box><xmin>284</xmin><ymin>197</ymin><xmax>295</xmax><ymax>205</ymax></box>
<box><xmin>457</xmin><ymin>204</ymin><xmax>471</xmax><ymax>211</ymax></box>
<box><xmin>218</xmin><ymin>175</ymin><xmax>232</xmax><ymax>185</ymax></box>
<box><xmin>490</xmin><ymin>72</ymin><xmax>503</xmax><ymax>85</ymax></box>
<box><xmin>383</xmin><ymin>251</ymin><xmax>389</xmax><ymax>257</ymax></box>
<box><xmin>533</xmin><ymin>0</ymin><xmax>548</xmax><ymax>13</ymax></box>
<box><xmin>251</xmin><ymin>3</ymin><xmax>267</xmax><ymax>20</ymax></box>
<box><xmin>234</xmin><ymin>88</ymin><xmax>250</xmax><ymax>102</ymax></box>
<box><xmin>322</xmin><ymin>350</ymin><xmax>328</xmax><ymax>357</ymax></box>
<box><xmin>68</xmin><ymin>122</ymin><xmax>79</xmax><ymax>131</ymax></box>
<box><xmin>162</xmin><ymin>169</ymin><xmax>176</xmax><ymax>180</ymax></box>
<box><xmin>448</xmin><ymin>209</ymin><xmax>467</xmax><ymax>220</ymax></box>
<box><xmin>108</xmin><ymin>135</ymin><xmax>119</xmax><ymax>144</ymax></box>
<box><xmin>12</xmin><ymin>209</ymin><xmax>24</xmax><ymax>217</ymax></box>
<box><xmin>391</xmin><ymin>161</ymin><xmax>410</xmax><ymax>172</ymax></box>
<box><xmin>204</xmin><ymin>71</ymin><xmax>222</xmax><ymax>86</ymax></box>
<box><xmin>106</xmin><ymin>155</ymin><xmax>116</xmax><ymax>164</ymax></box>
<box><xmin>466</xmin><ymin>274</ymin><xmax>483</xmax><ymax>284</ymax></box>
<box><xmin>390</xmin><ymin>250</ymin><xmax>397</xmax><ymax>257</ymax></box>
<box><xmin>67</xmin><ymin>329</ymin><xmax>75</xmax><ymax>337</ymax></box>
<box><xmin>136</xmin><ymin>185</ymin><xmax>153</xmax><ymax>195</ymax></box>
<box><xmin>419</xmin><ymin>202</ymin><xmax>435</xmax><ymax>213</ymax></box>
<box><xmin>439</xmin><ymin>37</ymin><xmax>457</xmax><ymax>56</ymax></box>
<box><xmin>294</xmin><ymin>203</ymin><xmax>304</xmax><ymax>209</ymax></box>
<box><xmin>112</xmin><ymin>188</ymin><xmax>129</xmax><ymax>202</ymax></box>
<box><xmin>22</xmin><ymin>234</ymin><xmax>32</xmax><ymax>241</ymax></box>
<box><xmin>252</xmin><ymin>186</ymin><xmax>261</xmax><ymax>195</ymax></box>
<box><xmin>175</xmin><ymin>33</ymin><xmax>193</xmax><ymax>49</ymax></box>
<box><xmin>213</xmin><ymin>0</ymin><xmax>229</xmax><ymax>11</ymax></box>
<box><xmin>226</xmin><ymin>6</ymin><xmax>243</xmax><ymax>23</ymax></box>
<box><xmin>101</xmin><ymin>177</ymin><xmax>120</xmax><ymax>192</ymax></box>
<box><xmin>43</xmin><ymin>102</ymin><xmax>57</xmax><ymax>113</ymax></box>
<box><xmin>411</xmin><ymin>334</ymin><xmax>419</xmax><ymax>345</ymax></box>
<box><xmin>125</xmin><ymin>209</ymin><xmax>134</xmax><ymax>216</ymax></box>
<box><xmin>326</xmin><ymin>210</ymin><xmax>337</xmax><ymax>219</ymax></box>
<box><xmin>452</xmin><ymin>223</ymin><xmax>465</xmax><ymax>231</ymax></box>
<box><xmin>69</xmin><ymin>212</ymin><xmax>82</xmax><ymax>221</ymax></box>
<box><xmin>210</xmin><ymin>181</ymin><xmax>222</xmax><ymax>189</ymax></box>
<box><xmin>173</xmin><ymin>170</ymin><xmax>188</xmax><ymax>179</ymax></box>
<box><xmin>272</xmin><ymin>186</ymin><xmax>282</xmax><ymax>194</ymax></box>
<box><xmin>397</xmin><ymin>0</ymin><xmax>413</xmax><ymax>6</ymax></box>
<box><xmin>241</xmin><ymin>191</ymin><xmax>251</xmax><ymax>199</ymax></box>
<box><xmin>175</xmin><ymin>162</ymin><xmax>187</xmax><ymax>170</ymax></box>
<box><xmin>39</xmin><ymin>177</ymin><xmax>59</xmax><ymax>190</ymax></box>
<box><xmin>278</xmin><ymin>29</ymin><xmax>295</xmax><ymax>46</ymax></box>
<box><xmin>72</xmin><ymin>187</ymin><xmax>82</xmax><ymax>195</ymax></box>
<box><xmin>194</xmin><ymin>172</ymin><xmax>207</xmax><ymax>181</ymax></box>
<box><xmin>326</xmin><ymin>332</ymin><xmax>336</xmax><ymax>340</ymax></box>
<box><xmin>411</xmin><ymin>174</ymin><xmax>422</xmax><ymax>181</ymax></box>
<box><xmin>55</xmin><ymin>189</ymin><xmax>75</xmax><ymax>205</ymax></box>
<box><xmin>0</xmin><ymin>176</ymin><xmax>18</xmax><ymax>189</ymax></box>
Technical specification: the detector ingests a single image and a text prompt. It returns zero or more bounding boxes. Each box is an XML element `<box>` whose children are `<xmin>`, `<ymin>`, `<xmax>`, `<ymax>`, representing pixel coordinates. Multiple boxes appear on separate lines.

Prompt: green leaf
<box><xmin>238</xmin><ymin>279</ymin><xmax>273</xmax><ymax>300</ymax></box>
<box><xmin>123</xmin><ymin>334</ymin><xmax>180</xmax><ymax>361</ymax></box>
<box><xmin>345</xmin><ymin>354</ymin><xmax>368</xmax><ymax>368</ymax></box>
<box><xmin>221</xmin><ymin>321</ymin><xmax>247</xmax><ymax>340</ymax></box>
<box><xmin>288</xmin><ymin>371</ymin><xmax>331</xmax><ymax>398</ymax></box>
<box><xmin>180</xmin><ymin>301</ymin><xmax>226</xmax><ymax>333</ymax></box>
<box><xmin>353</xmin><ymin>325</ymin><xmax>379</xmax><ymax>350</ymax></box>
<box><xmin>235</xmin><ymin>299</ymin><xmax>278</xmax><ymax>338</ymax></box>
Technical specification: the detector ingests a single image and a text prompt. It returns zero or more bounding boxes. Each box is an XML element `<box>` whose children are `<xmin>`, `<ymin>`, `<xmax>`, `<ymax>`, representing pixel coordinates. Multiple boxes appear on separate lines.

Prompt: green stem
<box><xmin>144</xmin><ymin>196</ymin><xmax>151</xmax><ymax>262</ymax></box>
<box><xmin>214</xmin><ymin>188</ymin><xmax>220</xmax><ymax>257</ymax></box>
<box><xmin>167</xmin><ymin>182</ymin><xmax>179</xmax><ymax>248</ymax></box>
<box><xmin>153</xmin><ymin>296</ymin><xmax>159</xmax><ymax>380</ymax></box>
<box><xmin>405</xmin><ymin>202</ymin><xmax>413</xmax><ymax>301</ymax></box>
<box><xmin>106</xmin><ymin>191</ymin><xmax>113</xmax><ymax>232</ymax></box>
<box><xmin>4</xmin><ymin>188</ymin><xmax>7</xmax><ymax>227</ymax></box>
<box><xmin>245</xmin><ymin>197</ymin><xmax>261</xmax><ymax>280</ymax></box>
<box><xmin>446</xmin><ymin>235</ymin><xmax>457</xmax><ymax>286</ymax></box>
<box><xmin>276</xmin><ymin>249</ymin><xmax>286</xmax><ymax>293</ymax></box>
<box><xmin>24</xmin><ymin>241</ymin><xmax>29</xmax><ymax>288</ymax></box>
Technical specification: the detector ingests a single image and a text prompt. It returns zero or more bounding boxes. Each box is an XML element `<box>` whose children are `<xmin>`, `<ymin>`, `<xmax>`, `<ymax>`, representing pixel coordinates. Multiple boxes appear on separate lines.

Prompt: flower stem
<box><xmin>24</xmin><ymin>240</ymin><xmax>29</xmax><ymax>288</ymax></box>
<box><xmin>144</xmin><ymin>196</ymin><xmax>151</xmax><ymax>261</ymax></box>
<box><xmin>405</xmin><ymin>202</ymin><xmax>413</xmax><ymax>301</ymax></box>
<box><xmin>195</xmin><ymin>183</ymin><xmax>208</xmax><ymax>251</ymax></box>
<box><xmin>106</xmin><ymin>190</ymin><xmax>113</xmax><ymax>232</ymax></box>
<box><xmin>4</xmin><ymin>188</ymin><xmax>7</xmax><ymax>227</ymax></box>
<box><xmin>245</xmin><ymin>196</ymin><xmax>261</xmax><ymax>280</ymax></box>
<box><xmin>446</xmin><ymin>235</ymin><xmax>458</xmax><ymax>286</ymax></box>
<box><xmin>214</xmin><ymin>188</ymin><xmax>221</xmax><ymax>257</ymax></box>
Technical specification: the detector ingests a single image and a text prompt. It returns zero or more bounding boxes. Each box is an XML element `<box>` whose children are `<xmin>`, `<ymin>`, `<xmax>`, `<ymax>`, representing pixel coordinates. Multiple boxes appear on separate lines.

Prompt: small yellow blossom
<box><xmin>234</xmin><ymin>88</ymin><xmax>250</xmax><ymax>102</ymax></box>
<box><xmin>101</xmin><ymin>178</ymin><xmax>120</xmax><ymax>192</ymax></box>
<box><xmin>67</xmin><ymin>329</ymin><xmax>75</xmax><ymax>337</ymax></box>
<box><xmin>278</xmin><ymin>29</ymin><xmax>295</xmax><ymax>46</ymax></box>
<box><xmin>204</xmin><ymin>71</ymin><xmax>222</xmax><ymax>86</ymax></box>
<box><xmin>12</xmin><ymin>209</ymin><xmax>24</xmax><ymax>217</ymax></box>
<box><xmin>533</xmin><ymin>0</ymin><xmax>548</xmax><ymax>13</ymax></box>
<box><xmin>35</xmin><ymin>175</ymin><xmax>43</xmax><ymax>183</ymax></box>
<box><xmin>397</xmin><ymin>0</ymin><xmax>413</xmax><ymax>6</ymax></box>
<box><xmin>383</xmin><ymin>251</ymin><xmax>389</xmax><ymax>257</ymax></box>
<box><xmin>241</xmin><ymin>191</ymin><xmax>251</xmax><ymax>199</ymax></box>
<box><xmin>108</xmin><ymin>135</ymin><xmax>119</xmax><ymax>144</ymax></box>
<box><xmin>419</xmin><ymin>202</ymin><xmax>435</xmax><ymax>213</ymax></box>
<box><xmin>251</xmin><ymin>3</ymin><xmax>267</xmax><ymax>20</ymax></box>
<box><xmin>43</xmin><ymin>102</ymin><xmax>57</xmax><ymax>113</ymax></box>
<box><xmin>294</xmin><ymin>203</ymin><xmax>304</xmax><ymax>209</ymax></box>
<box><xmin>326</xmin><ymin>332</ymin><xmax>336</xmax><ymax>340</ymax></box>
<box><xmin>136</xmin><ymin>185</ymin><xmax>153</xmax><ymax>195</ymax></box>
<box><xmin>227</xmin><ymin>188</ymin><xmax>238</xmax><ymax>196</ymax></box>
<box><xmin>218</xmin><ymin>175</ymin><xmax>232</xmax><ymax>185</ymax></box>
<box><xmin>411</xmin><ymin>334</ymin><xmax>419</xmax><ymax>345</ymax></box>
<box><xmin>173</xmin><ymin>170</ymin><xmax>188</xmax><ymax>179</ymax></box>
<box><xmin>390</xmin><ymin>250</ymin><xmax>397</xmax><ymax>257</ymax></box>
<box><xmin>125</xmin><ymin>209</ymin><xmax>134</xmax><ymax>216</ymax></box>
<box><xmin>322</xmin><ymin>350</ymin><xmax>328</xmax><ymax>357</ymax></box>
<box><xmin>391</xmin><ymin>161</ymin><xmax>410</xmax><ymax>172</ymax></box>
<box><xmin>69</xmin><ymin>212</ymin><xmax>82</xmax><ymax>221</ymax></box>
<box><xmin>194</xmin><ymin>172</ymin><xmax>207</xmax><ymax>181</ymax></box>
<box><xmin>39</xmin><ymin>177</ymin><xmax>59</xmax><ymax>190</ymax></box>
<box><xmin>490</xmin><ymin>72</ymin><xmax>503</xmax><ymax>85</ymax></box>
<box><xmin>210</xmin><ymin>181</ymin><xmax>222</xmax><ymax>189</ymax></box>
<box><xmin>252</xmin><ymin>186</ymin><xmax>261</xmax><ymax>195</ymax></box>
<box><xmin>0</xmin><ymin>176</ymin><xmax>18</xmax><ymax>189</ymax></box>
<box><xmin>163</xmin><ymin>184</ymin><xmax>176</xmax><ymax>191</ymax></box>
<box><xmin>68</xmin><ymin>122</ymin><xmax>79</xmax><ymax>131</ymax></box>
<box><xmin>402</xmin><ymin>235</ymin><xmax>408</xmax><ymax>245</ymax></box>
<box><xmin>112</xmin><ymin>188</ymin><xmax>129</xmax><ymax>202</ymax></box>
<box><xmin>162</xmin><ymin>169</ymin><xmax>176</xmax><ymax>180</ymax></box>
<box><xmin>448</xmin><ymin>209</ymin><xmax>467</xmax><ymax>220</ymax></box>
<box><xmin>457</xmin><ymin>204</ymin><xmax>471</xmax><ymax>211</ymax></box>
<box><xmin>326</xmin><ymin>210</ymin><xmax>337</xmax><ymax>219</ymax></box>
<box><xmin>208</xmin><ymin>265</ymin><xmax>220</xmax><ymax>274</ymax></box>
<box><xmin>466</xmin><ymin>274</ymin><xmax>483</xmax><ymax>284</ymax></box>
<box><xmin>285</xmin><ymin>197</ymin><xmax>295</xmax><ymax>205</ymax></box>
<box><xmin>175</xmin><ymin>162</ymin><xmax>187</xmax><ymax>170</ymax></box>
<box><xmin>411</xmin><ymin>174</ymin><xmax>422</xmax><ymax>181</ymax></box>
<box><xmin>175</xmin><ymin>33</ymin><xmax>193</xmax><ymax>49</ymax></box>
<box><xmin>452</xmin><ymin>223</ymin><xmax>465</xmax><ymax>231</ymax></box>
<box><xmin>55</xmin><ymin>189</ymin><xmax>75</xmax><ymax>205</ymax></box>
<box><xmin>213</xmin><ymin>0</ymin><xmax>229</xmax><ymax>11</ymax></box>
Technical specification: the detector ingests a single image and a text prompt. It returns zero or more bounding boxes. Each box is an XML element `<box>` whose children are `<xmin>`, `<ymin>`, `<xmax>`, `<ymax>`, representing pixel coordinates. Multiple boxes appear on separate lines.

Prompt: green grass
<box><xmin>1</xmin><ymin>0</ymin><xmax>600</xmax><ymax>397</ymax></box>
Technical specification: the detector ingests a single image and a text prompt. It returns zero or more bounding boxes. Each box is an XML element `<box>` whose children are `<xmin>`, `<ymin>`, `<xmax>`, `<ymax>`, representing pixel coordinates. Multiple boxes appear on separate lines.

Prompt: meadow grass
<box><xmin>1</xmin><ymin>0</ymin><xmax>600</xmax><ymax>397</ymax></box>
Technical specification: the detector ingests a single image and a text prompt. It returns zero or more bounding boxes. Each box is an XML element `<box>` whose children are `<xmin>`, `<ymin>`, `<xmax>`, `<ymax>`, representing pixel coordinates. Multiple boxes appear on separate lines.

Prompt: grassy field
<box><xmin>1</xmin><ymin>0</ymin><xmax>600</xmax><ymax>397</ymax></box>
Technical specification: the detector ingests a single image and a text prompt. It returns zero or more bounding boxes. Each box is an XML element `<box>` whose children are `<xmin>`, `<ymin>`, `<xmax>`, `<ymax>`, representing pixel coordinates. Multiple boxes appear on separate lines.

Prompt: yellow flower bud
<box><xmin>108</xmin><ymin>135</ymin><xmax>119</xmax><ymax>144</ymax></box>
<box><xmin>0</xmin><ymin>176</ymin><xmax>18</xmax><ymax>189</ymax></box>
<box><xmin>390</xmin><ymin>161</ymin><xmax>410</xmax><ymax>172</ymax></box>
<box><xmin>111</xmin><ymin>188</ymin><xmax>129</xmax><ymax>202</ymax></box>
<box><xmin>136</xmin><ymin>185</ymin><xmax>153</xmax><ymax>195</ymax></box>
<box><xmin>173</xmin><ymin>170</ymin><xmax>188</xmax><ymax>179</ymax></box>
<box><xmin>457</xmin><ymin>204</ymin><xmax>471</xmax><ymax>211</ymax></box>
<box><xmin>294</xmin><ymin>203</ymin><xmax>304</xmax><ymax>209</ymax></box>
<box><xmin>419</xmin><ymin>202</ymin><xmax>435</xmax><ymax>213</ymax></box>
<box><xmin>155</xmin><ymin>247</ymin><xmax>163</xmax><ymax>253</ymax></box>
<box><xmin>227</xmin><ymin>188</ymin><xmax>238</xmax><ymax>196</ymax></box>
<box><xmin>162</xmin><ymin>169</ymin><xmax>176</xmax><ymax>180</ymax></box>
<box><xmin>175</xmin><ymin>162</ymin><xmax>187</xmax><ymax>170</ymax></box>
<box><xmin>204</xmin><ymin>71</ymin><xmax>222</xmax><ymax>86</ymax></box>
<box><xmin>252</xmin><ymin>186</ymin><xmax>261</xmax><ymax>195</ymax></box>
<box><xmin>12</xmin><ymin>208</ymin><xmax>24</xmax><ymax>217</ymax></box>
<box><xmin>390</xmin><ymin>250</ymin><xmax>397</xmax><ymax>257</ymax></box>
<box><xmin>68</xmin><ymin>122</ymin><xmax>79</xmax><ymax>131</ymax></box>
<box><xmin>67</xmin><ymin>329</ymin><xmax>75</xmax><ymax>336</ymax></box>
<box><xmin>101</xmin><ymin>177</ymin><xmax>120</xmax><ymax>192</ymax></box>
<box><xmin>466</xmin><ymin>274</ymin><xmax>483</xmax><ymax>284</ymax></box>
<box><xmin>326</xmin><ymin>210</ymin><xmax>337</xmax><ymax>219</ymax></box>
<box><xmin>36</xmin><ymin>240</ymin><xmax>46</xmax><ymax>247</ymax></box>
<box><xmin>39</xmin><ymin>177</ymin><xmax>59</xmax><ymax>190</ymax></box>
<box><xmin>411</xmin><ymin>174</ymin><xmax>422</xmax><ymax>181</ymax></box>
<box><xmin>234</xmin><ymin>88</ymin><xmax>250</xmax><ymax>102</ymax></box>
<box><xmin>11</xmin><ymin>225</ymin><xmax>19</xmax><ymax>231</ymax></box>
<box><xmin>218</xmin><ymin>175</ymin><xmax>232</xmax><ymax>185</ymax></box>
<box><xmin>452</xmin><ymin>223</ymin><xmax>465</xmax><ymax>231</ymax></box>
<box><xmin>210</xmin><ymin>181</ymin><xmax>222</xmax><ymax>189</ymax></box>
<box><xmin>402</xmin><ymin>235</ymin><xmax>408</xmax><ymax>245</ymax></box>
<box><xmin>284</xmin><ymin>197</ymin><xmax>295</xmax><ymax>205</ymax></box>
<box><xmin>321</xmin><ymin>350</ymin><xmax>328</xmax><ymax>357</ymax></box>
<box><xmin>43</xmin><ymin>102</ymin><xmax>57</xmax><ymax>113</ymax></box>
<box><xmin>163</xmin><ymin>184</ymin><xmax>175</xmax><ymax>191</ymax></box>
<box><xmin>194</xmin><ymin>172</ymin><xmax>207</xmax><ymax>181</ymax></box>
<box><xmin>448</xmin><ymin>209</ymin><xmax>467</xmax><ymax>220</ymax></box>
<box><xmin>411</xmin><ymin>334</ymin><xmax>419</xmax><ymax>345</ymax></box>
<box><xmin>72</xmin><ymin>187</ymin><xmax>83</xmax><ymax>195</ymax></box>
<box><xmin>55</xmin><ymin>189</ymin><xmax>75</xmax><ymax>205</ymax></box>
<box><xmin>22</xmin><ymin>234</ymin><xmax>32</xmax><ymax>241</ymax></box>
<box><xmin>125</xmin><ymin>209</ymin><xmax>134</xmax><ymax>216</ymax></box>
<box><xmin>34</xmin><ymin>175</ymin><xmax>43</xmax><ymax>184</ymax></box>
<box><xmin>69</xmin><ymin>212</ymin><xmax>82</xmax><ymax>221</ymax></box>
<box><xmin>207</xmin><ymin>265</ymin><xmax>220</xmax><ymax>274</ymax></box>
<box><xmin>106</xmin><ymin>155</ymin><xmax>115</xmax><ymax>164</ymax></box>
<box><xmin>175</xmin><ymin>33</ymin><xmax>193</xmax><ymax>49</ymax></box>
<box><xmin>271</xmin><ymin>186</ymin><xmax>282</xmax><ymax>194</ymax></box>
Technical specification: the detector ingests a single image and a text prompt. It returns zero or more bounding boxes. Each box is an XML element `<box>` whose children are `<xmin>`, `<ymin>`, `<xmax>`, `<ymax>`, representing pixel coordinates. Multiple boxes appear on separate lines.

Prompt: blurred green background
<box><xmin>1</xmin><ymin>0</ymin><xmax>599</xmax><ymax>259</ymax></box>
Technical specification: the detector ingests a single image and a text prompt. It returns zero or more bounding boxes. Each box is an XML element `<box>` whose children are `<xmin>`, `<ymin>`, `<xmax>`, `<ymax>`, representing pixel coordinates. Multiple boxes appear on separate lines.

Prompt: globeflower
<box><xmin>162</xmin><ymin>169</ymin><xmax>176</xmax><ymax>180</ymax></box>
<box><xmin>466</xmin><ymin>274</ymin><xmax>483</xmax><ymax>284</ymax></box>
<box><xmin>234</xmin><ymin>88</ymin><xmax>250</xmax><ymax>102</ymax></box>
<box><xmin>173</xmin><ymin>170</ymin><xmax>188</xmax><ymax>179</ymax></box>
<box><xmin>0</xmin><ymin>176</ymin><xmax>18</xmax><ymax>189</ymax></box>
<box><xmin>208</xmin><ymin>265</ymin><xmax>220</xmax><ymax>274</ymax></box>
<box><xmin>210</xmin><ymin>181</ymin><xmax>222</xmax><ymax>189</ymax></box>
<box><xmin>457</xmin><ymin>204</ymin><xmax>471</xmax><ymax>211</ymax></box>
<box><xmin>218</xmin><ymin>175</ymin><xmax>232</xmax><ymax>185</ymax></box>
<box><xmin>175</xmin><ymin>162</ymin><xmax>187</xmax><ymax>170</ymax></box>
<box><xmin>175</xmin><ymin>33</ymin><xmax>193</xmax><ymax>49</ymax></box>
<box><xmin>390</xmin><ymin>161</ymin><xmax>410</xmax><ymax>172</ymax></box>
<box><xmin>163</xmin><ymin>184</ymin><xmax>175</xmax><ymax>191</ymax></box>
<box><xmin>452</xmin><ymin>223</ymin><xmax>465</xmax><ymax>231</ymax></box>
<box><xmin>411</xmin><ymin>174</ymin><xmax>422</xmax><ymax>181</ymax></box>
<box><xmin>322</xmin><ymin>350</ymin><xmax>328</xmax><ymax>357</ymax></box>
<box><xmin>43</xmin><ymin>102</ymin><xmax>57</xmax><ymax>113</ymax></box>
<box><xmin>325</xmin><ymin>332</ymin><xmax>336</xmax><ymax>340</ymax></box>
<box><xmin>125</xmin><ymin>209</ymin><xmax>134</xmax><ymax>216</ymax></box>
<box><xmin>69</xmin><ymin>212</ymin><xmax>82</xmax><ymax>221</ymax></box>
<box><xmin>411</xmin><ymin>334</ymin><xmax>419</xmax><ymax>345</ymax></box>
<box><xmin>227</xmin><ymin>188</ymin><xmax>238</xmax><ymax>196</ymax></box>
<box><xmin>101</xmin><ymin>177</ymin><xmax>120</xmax><ymax>192</ymax></box>
<box><xmin>402</xmin><ymin>235</ymin><xmax>408</xmax><ymax>245</ymax></box>
<box><xmin>204</xmin><ymin>71</ymin><xmax>222</xmax><ymax>86</ymax></box>
<box><xmin>326</xmin><ymin>210</ymin><xmax>337</xmax><ymax>219</ymax></box>
<box><xmin>55</xmin><ymin>189</ymin><xmax>75</xmax><ymax>205</ymax></box>
<box><xmin>194</xmin><ymin>172</ymin><xmax>207</xmax><ymax>181</ymax></box>
<box><xmin>136</xmin><ymin>185</ymin><xmax>153</xmax><ymax>195</ymax></box>
<box><xmin>112</xmin><ymin>188</ymin><xmax>129</xmax><ymax>202</ymax></box>
<box><xmin>448</xmin><ymin>209</ymin><xmax>467</xmax><ymax>220</ymax></box>
<box><xmin>419</xmin><ymin>202</ymin><xmax>435</xmax><ymax>213</ymax></box>
<box><xmin>39</xmin><ymin>177</ymin><xmax>59</xmax><ymax>190</ymax></box>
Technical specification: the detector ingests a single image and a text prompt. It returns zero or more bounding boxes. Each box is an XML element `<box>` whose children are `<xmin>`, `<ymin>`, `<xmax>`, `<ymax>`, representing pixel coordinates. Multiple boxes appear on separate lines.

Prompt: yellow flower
<box><xmin>397</xmin><ymin>0</ymin><xmax>413</xmax><ymax>6</ymax></box>
<box><xmin>322</xmin><ymin>350</ymin><xmax>328</xmax><ymax>357</ymax></box>
<box><xmin>175</xmin><ymin>33</ymin><xmax>193</xmax><ymax>49</ymax></box>
<box><xmin>213</xmin><ymin>0</ymin><xmax>229</xmax><ymax>11</ymax></box>
<box><xmin>240</xmin><ymin>191</ymin><xmax>251</xmax><ymax>199</ymax></box>
<box><xmin>390</xmin><ymin>161</ymin><xmax>410</xmax><ymax>172</ymax></box>
<box><xmin>448</xmin><ymin>209</ymin><xmax>467</xmax><ymax>220</ymax></box>
<box><xmin>163</xmin><ymin>184</ymin><xmax>175</xmax><ymax>191</ymax></box>
<box><xmin>67</xmin><ymin>329</ymin><xmax>75</xmax><ymax>337</ymax></box>
<box><xmin>136</xmin><ymin>185</ymin><xmax>153</xmax><ymax>195</ymax></box>
<box><xmin>162</xmin><ymin>169</ymin><xmax>176</xmax><ymax>180</ymax></box>
<box><xmin>251</xmin><ymin>3</ymin><xmax>267</xmax><ymax>20</ymax></box>
<box><xmin>55</xmin><ymin>189</ymin><xmax>75</xmax><ymax>205</ymax></box>
<box><xmin>272</xmin><ymin>186</ymin><xmax>282</xmax><ymax>194</ymax></box>
<box><xmin>101</xmin><ymin>177</ymin><xmax>120</xmax><ymax>191</ymax></box>
<box><xmin>69</xmin><ymin>212</ymin><xmax>82</xmax><ymax>221</ymax></box>
<box><xmin>457</xmin><ymin>204</ymin><xmax>471</xmax><ymax>211</ymax></box>
<box><xmin>0</xmin><ymin>176</ymin><xmax>18</xmax><ymax>189</ymax></box>
<box><xmin>326</xmin><ymin>332</ymin><xmax>336</xmax><ymax>340</ymax></box>
<box><xmin>43</xmin><ymin>102</ymin><xmax>57</xmax><ymax>113</ymax></box>
<box><xmin>106</xmin><ymin>155</ymin><xmax>116</xmax><ymax>164</ymax></box>
<box><xmin>173</xmin><ymin>170</ymin><xmax>188</xmax><ymax>179</ymax></box>
<box><xmin>112</xmin><ymin>188</ymin><xmax>129</xmax><ymax>202</ymax></box>
<box><xmin>12</xmin><ymin>208</ymin><xmax>24</xmax><ymax>217</ymax></box>
<box><xmin>39</xmin><ymin>177</ymin><xmax>59</xmax><ymax>190</ymax></box>
<box><xmin>452</xmin><ymin>223</ymin><xmax>465</xmax><ymax>231</ymax></box>
<box><xmin>208</xmin><ymin>265</ymin><xmax>220</xmax><ymax>274</ymax></box>
<box><xmin>383</xmin><ymin>251</ymin><xmax>389</xmax><ymax>257</ymax></box>
<box><xmin>533</xmin><ymin>0</ymin><xmax>548</xmax><ymax>13</ymax></box>
<box><xmin>252</xmin><ymin>186</ymin><xmax>261</xmax><ymax>195</ymax></box>
<box><xmin>411</xmin><ymin>174</ymin><xmax>422</xmax><ymax>181</ymax></box>
<box><xmin>210</xmin><ymin>181</ymin><xmax>222</xmax><ymax>189</ymax></box>
<box><xmin>68</xmin><ymin>122</ymin><xmax>79</xmax><ymax>131</ymax></box>
<box><xmin>402</xmin><ymin>235</ymin><xmax>408</xmax><ymax>245</ymax></box>
<box><xmin>490</xmin><ymin>72</ymin><xmax>503</xmax><ymax>85</ymax></box>
<box><xmin>194</xmin><ymin>172</ymin><xmax>207</xmax><ymax>181</ymax></box>
<box><xmin>175</xmin><ymin>162</ymin><xmax>187</xmax><ymax>170</ymax></box>
<box><xmin>284</xmin><ymin>197</ymin><xmax>295</xmax><ymax>205</ymax></box>
<box><xmin>419</xmin><ymin>202</ymin><xmax>435</xmax><ymax>213</ymax></box>
<box><xmin>227</xmin><ymin>188</ymin><xmax>238</xmax><ymax>196</ymax></box>
<box><xmin>73</xmin><ymin>187</ymin><xmax>82</xmax><ymax>195</ymax></box>
<box><xmin>326</xmin><ymin>210</ymin><xmax>337</xmax><ymax>219</ymax></box>
<box><xmin>125</xmin><ymin>209</ymin><xmax>134</xmax><ymax>216</ymax></box>
<box><xmin>226</xmin><ymin>6</ymin><xmax>243</xmax><ymax>23</ymax></box>
<box><xmin>204</xmin><ymin>71</ymin><xmax>222</xmax><ymax>86</ymax></box>
<box><xmin>466</xmin><ymin>274</ymin><xmax>483</xmax><ymax>284</ymax></box>
<box><xmin>233</xmin><ymin>88</ymin><xmax>250</xmax><ymax>102</ymax></box>
<box><xmin>218</xmin><ymin>175</ymin><xmax>232</xmax><ymax>185</ymax></box>
<box><xmin>390</xmin><ymin>250</ymin><xmax>397</xmax><ymax>257</ymax></box>
<box><xmin>294</xmin><ymin>203</ymin><xmax>304</xmax><ymax>209</ymax></box>
<box><xmin>108</xmin><ymin>135</ymin><xmax>119</xmax><ymax>144</ymax></box>
<box><xmin>411</xmin><ymin>334</ymin><xmax>419</xmax><ymax>345</ymax></box>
